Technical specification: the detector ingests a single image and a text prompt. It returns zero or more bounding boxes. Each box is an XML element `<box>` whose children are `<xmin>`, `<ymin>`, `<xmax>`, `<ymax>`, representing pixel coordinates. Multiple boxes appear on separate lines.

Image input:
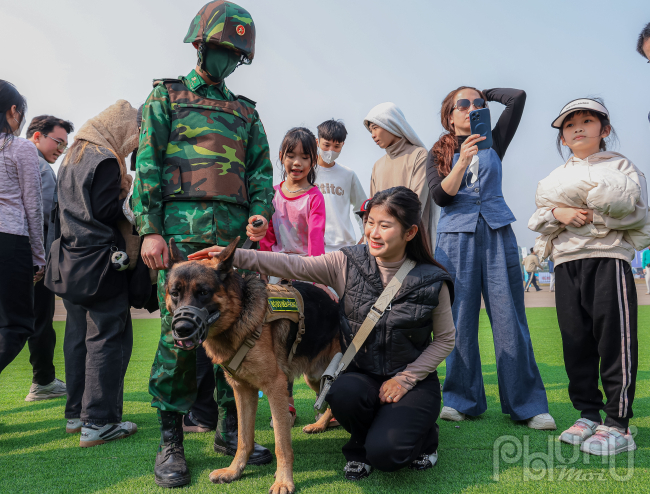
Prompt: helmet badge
<box><xmin>236</xmin><ymin>25</ymin><xmax>245</xmax><ymax>36</ymax></box>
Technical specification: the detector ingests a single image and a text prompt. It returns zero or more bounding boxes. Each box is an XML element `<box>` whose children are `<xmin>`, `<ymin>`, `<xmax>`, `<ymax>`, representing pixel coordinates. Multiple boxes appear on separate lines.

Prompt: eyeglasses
<box><xmin>45</xmin><ymin>135</ymin><xmax>68</xmax><ymax>153</ymax></box>
<box><xmin>452</xmin><ymin>98</ymin><xmax>486</xmax><ymax>112</ymax></box>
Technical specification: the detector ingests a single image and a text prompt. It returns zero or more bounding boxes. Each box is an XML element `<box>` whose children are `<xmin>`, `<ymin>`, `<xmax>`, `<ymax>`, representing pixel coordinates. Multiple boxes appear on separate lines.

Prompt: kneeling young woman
<box><xmin>190</xmin><ymin>186</ymin><xmax>455</xmax><ymax>480</ymax></box>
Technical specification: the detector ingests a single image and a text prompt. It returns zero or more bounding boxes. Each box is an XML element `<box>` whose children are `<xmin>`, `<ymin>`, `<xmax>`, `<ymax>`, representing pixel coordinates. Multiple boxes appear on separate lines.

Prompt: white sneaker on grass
<box><xmin>527</xmin><ymin>413</ymin><xmax>557</xmax><ymax>430</ymax></box>
<box><xmin>25</xmin><ymin>379</ymin><xmax>67</xmax><ymax>401</ymax></box>
<box><xmin>440</xmin><ymin>406</ymin><xmax>465</xmax><ymax>422</ymax></box>
<box><xmin>580</xmin><ymin>425</ymin><xmax>636</xmax><ymax>456</ymax></box>
<box><xmin>559</xmin><ymin>418</ymin><xmax>600</xmax><ymax>445</ymax></box>
<box><xmin>80</xmin><ymin>421</ymin><xmax>137</xmax><ymax>447</ymax></box>
<box><xmin>66</xmin><ymin>419</ymin><xmax>82</xmax><ymax>434</ymax></box>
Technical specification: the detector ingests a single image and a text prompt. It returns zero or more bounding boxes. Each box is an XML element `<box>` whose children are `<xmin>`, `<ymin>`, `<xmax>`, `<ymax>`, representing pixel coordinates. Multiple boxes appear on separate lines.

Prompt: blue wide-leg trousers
<box><xmin>435</xmin><ymin>217</ymin><xmax>548</xmax><ymax>421</ymax></box>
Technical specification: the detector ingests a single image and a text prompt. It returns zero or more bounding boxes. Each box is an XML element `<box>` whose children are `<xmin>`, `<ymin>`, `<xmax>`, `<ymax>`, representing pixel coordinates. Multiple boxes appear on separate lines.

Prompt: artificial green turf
<box><xmin>1</xmin><ymin>308</ymin><xmax>648</xmax><ymax>493</ymax></box>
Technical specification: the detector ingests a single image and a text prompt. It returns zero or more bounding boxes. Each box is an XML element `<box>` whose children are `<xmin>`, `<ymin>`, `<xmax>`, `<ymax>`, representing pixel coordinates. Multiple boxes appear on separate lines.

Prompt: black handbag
<box><xmin>44</xmin><ymin>200</ymin><xmax>120</xmax><ymax>306</ymax></box>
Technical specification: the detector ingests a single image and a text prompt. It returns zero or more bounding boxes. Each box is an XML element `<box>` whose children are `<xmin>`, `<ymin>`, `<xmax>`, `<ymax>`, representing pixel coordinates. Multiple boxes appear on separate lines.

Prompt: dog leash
<box><xmin>315</xmin><ymin>258</ymin><xmax>416</xmax><ymax>412</ymax></box>
<box><xmin>222</xmin><ymin>218</ymin><xmax>267</xmax><ymax>375</ymax></box>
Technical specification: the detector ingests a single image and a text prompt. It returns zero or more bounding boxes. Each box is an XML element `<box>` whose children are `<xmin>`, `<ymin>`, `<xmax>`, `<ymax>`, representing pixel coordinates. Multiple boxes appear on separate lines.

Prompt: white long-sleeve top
<box><xmin>528</xmin><ymin>152</ymin><xmax>649</xmax><ymax>266</ymax></box>
<box><xmin>0</xmin><ymin>134</ymin><xmax>45</xmax><ymax>266</ymax></box>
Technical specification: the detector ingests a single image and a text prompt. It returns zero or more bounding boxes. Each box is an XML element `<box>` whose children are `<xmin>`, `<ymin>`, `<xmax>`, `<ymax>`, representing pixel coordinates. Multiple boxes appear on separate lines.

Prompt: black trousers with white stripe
<box><xmin>555</xmin><ymin>258</ymin><xmax>637</xmax><ymax>430</ymax></box>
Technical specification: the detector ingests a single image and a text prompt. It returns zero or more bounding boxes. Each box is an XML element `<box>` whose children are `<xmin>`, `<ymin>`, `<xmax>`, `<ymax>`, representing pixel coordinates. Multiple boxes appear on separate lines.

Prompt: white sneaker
<box><xmin>559</xmin><ymin>418</ymin><xmax>600</xmax><ymax>445</ymax></box>
<box><xmin>80</xmin><ymin>421</ymin><xmax>137</xmax><ymax>447</ymax></box>
<box><xmin>66</xmin><ymin>418</ymin><xmax>82</xmax><ymax>434</ymax></box>
<box><xmin>440</xmin><ymin>406</ymin><xmax>465</xmax><ymax>422</ymax></box>
<box><xmin>526</xmin><ymin>413</ymin><xmax>557</xmax><ymax>430</ymax></box>
<box><xmin>25</xmin><ymin>378</ymin><xmax>67</xmax><ymax>401</ymax></box>
<box><xmin>580</xmin><ymin>425</ymin><xmax>637</xmax><ymax>456</ymax></box>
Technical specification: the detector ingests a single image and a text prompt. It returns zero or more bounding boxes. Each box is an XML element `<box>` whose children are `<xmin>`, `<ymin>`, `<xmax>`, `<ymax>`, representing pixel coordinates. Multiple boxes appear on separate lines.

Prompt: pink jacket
<box><xmin>260</xmin><ymin>183</ymin><xmax>326</xmax><ymax>256</ymax></box>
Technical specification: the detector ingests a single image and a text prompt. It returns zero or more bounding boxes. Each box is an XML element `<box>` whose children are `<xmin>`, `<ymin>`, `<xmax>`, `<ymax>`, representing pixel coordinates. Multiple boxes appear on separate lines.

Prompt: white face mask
<box><xmin>318</xmin><ymin>147</ymin><xmax>340</xmax><ymax>164</ymax></box>
<box><xmin>13</xmin><ymin>114</ymin><xmax>25</xmax><ymax>137</ymax></box>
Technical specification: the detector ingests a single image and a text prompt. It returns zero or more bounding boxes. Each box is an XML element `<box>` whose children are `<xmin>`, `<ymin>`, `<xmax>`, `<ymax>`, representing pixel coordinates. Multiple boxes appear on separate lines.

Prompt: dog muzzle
<box><xmin>171</xmin><ymin>305</ymin><xmax>221</xmax><ymax>350</ymax></box>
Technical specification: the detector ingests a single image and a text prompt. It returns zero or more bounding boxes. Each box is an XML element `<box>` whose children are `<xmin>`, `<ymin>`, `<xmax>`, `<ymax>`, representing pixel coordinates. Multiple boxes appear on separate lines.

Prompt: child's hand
<box><xmin>552</xmin><ymin>208</ymin><xmax>591</xmax><ymax>227</ymax></box>
<box><xmin>314</xmin><ymin>283</ymin><xmax>339</xmax><ymax>303</ymax></box>
<box><xmin>246</xmin><ymin>215</ymin><xmax>268</xmax><ymax>242</ymax></box>
<box><xmin>188</xmin><ymin>245</ymin><xmax>224</xmax><ymax>260</ymax></box>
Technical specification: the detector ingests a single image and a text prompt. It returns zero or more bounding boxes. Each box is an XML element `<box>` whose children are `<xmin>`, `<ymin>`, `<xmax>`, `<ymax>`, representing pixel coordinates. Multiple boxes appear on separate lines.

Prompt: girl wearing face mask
<box><xmin>427</xmin><ymin>86</ymin><xmax>554</xmax><ymax>430</ymax></box>
<box><xmin>529</xmin><ymin>98</ymin><xmax>648</xmax><ymax>455</ymax></box>
<box><xmin>260</xmin><ymin>127</ymin><xmax>327</xmax><ymax>426</ymax></box>
<box><xmin>0</xmin><ymin>80</ymin><xmax>46</xmax><ymax>376</ymax></box>
<box><xmin>190</xmin><ymin>186</ymin><xmax>456</xmax><ymax>480</ymax></box>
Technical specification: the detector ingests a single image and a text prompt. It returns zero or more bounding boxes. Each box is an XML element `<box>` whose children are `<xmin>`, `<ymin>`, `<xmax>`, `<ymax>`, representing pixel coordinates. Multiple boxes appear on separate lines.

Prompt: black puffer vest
<box><xmin>340</xmin><ymin>245</ymin><xmax>453</xmax><ymax>377</ymax></box>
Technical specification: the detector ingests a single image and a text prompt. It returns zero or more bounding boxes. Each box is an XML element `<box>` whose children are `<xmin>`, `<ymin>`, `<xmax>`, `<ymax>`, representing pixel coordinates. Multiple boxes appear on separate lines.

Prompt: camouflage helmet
<box><xmin>184</xmin><ymin>1</ymin><xmax>256</xmax><ymax>64</ymax></box>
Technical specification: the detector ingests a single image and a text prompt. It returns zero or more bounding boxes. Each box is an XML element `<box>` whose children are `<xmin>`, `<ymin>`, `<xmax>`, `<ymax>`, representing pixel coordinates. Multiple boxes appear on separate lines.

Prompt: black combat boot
<box><xmin>213</xmin><ymin>409</ymin><xmax>273</xmax><ymax>465</ymax></box>
<box><xmin>155</xmin><ymin>411</ymin><xmax>191</xmax><ymax>487</ymax></box>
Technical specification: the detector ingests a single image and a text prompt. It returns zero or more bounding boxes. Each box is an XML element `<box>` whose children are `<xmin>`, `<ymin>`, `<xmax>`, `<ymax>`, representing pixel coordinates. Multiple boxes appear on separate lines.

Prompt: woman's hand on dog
<box><xmin>379</xmin><ymin>378</ymin><xmax>408</xmax><ymax>404</ymax></box>
<box><xmin>188</xmin><ymin>245</ymin><xmax>224</xmax><ymax>261</ymax></box>
<box><xmin>314</xmin><ymin>283</ymin><xmax>339</xmax><ymax>303</ymax></box>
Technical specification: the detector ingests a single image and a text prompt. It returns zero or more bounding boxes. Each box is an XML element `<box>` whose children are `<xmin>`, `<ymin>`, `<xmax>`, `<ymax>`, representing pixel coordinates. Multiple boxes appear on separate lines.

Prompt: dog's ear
<box><xmin>214</xmin><ymin>236</ymin><xmax>240</xmax><ymax>282</ymax></box>
<box><xmin>169</xmin><ymin>238</ymin><xmax>186</xmax><ymax>267</ymax></box>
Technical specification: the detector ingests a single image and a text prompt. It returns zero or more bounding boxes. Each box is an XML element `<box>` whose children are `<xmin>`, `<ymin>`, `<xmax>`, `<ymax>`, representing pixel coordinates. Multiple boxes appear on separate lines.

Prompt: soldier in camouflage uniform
<box><xmin>132</xmin><ymin>1</ymin><xmax>274</xmax><ymax>487</ymax></box>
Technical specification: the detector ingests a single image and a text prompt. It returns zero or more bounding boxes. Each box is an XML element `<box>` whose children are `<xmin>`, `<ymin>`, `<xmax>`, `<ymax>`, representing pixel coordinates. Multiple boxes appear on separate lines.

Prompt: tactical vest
<box><xmin>159</xmin><ymin>80</ymin><xmax>256</xmax><ymax>205</ymax></box>
<box><xmin>339</xmin><ymin>245</ymin><xmax>453</xmax><ymax>377</ymax></box>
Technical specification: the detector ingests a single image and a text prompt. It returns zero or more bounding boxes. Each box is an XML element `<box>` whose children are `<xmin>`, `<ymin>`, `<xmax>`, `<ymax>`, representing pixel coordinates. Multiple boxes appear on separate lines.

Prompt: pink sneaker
<box><xmin>559</xmin><ymin>418</ymin><xmax>600</xmax><ymax>445</ymax></box>
<box><xmin>580</xmin><ymin>425</ymin><xmax>637</xmax><ymax>456</ymax></box>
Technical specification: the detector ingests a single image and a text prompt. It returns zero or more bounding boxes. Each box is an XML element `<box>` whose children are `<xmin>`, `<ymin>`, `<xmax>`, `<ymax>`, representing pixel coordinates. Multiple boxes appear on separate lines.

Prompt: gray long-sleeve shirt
<box><xmin>37</xmin><ymin>150</ymin><xmax>56</xmax><ymax>257</ymax></box>
<box><xmin>0</xmin><ymin>134</ymin><xmax>45</xmax><ymax>266</ymax></box>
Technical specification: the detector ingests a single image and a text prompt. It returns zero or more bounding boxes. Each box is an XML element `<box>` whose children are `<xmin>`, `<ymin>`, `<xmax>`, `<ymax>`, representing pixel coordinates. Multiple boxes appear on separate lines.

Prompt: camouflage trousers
<box><xmin>148</xmin><ymin>241</ymin><xmax>235</xmax><ymax>430</ymax></box>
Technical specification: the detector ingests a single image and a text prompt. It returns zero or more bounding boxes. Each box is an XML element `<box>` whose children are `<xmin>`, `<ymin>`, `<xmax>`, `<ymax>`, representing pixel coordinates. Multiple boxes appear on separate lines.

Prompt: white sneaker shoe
<box><xmin>25</xmin><ymin>378</ymin><xmax>67</xmax><ymax>401</ymax></box>
<box><xmin>440</xmin><ymin>406</ymin><xmax>465</xmax><ymax>422</ymax></box>
<box><xmin>580</xmin><ymin>425</ymin><xmax>637</xmax><ymax>456</ymax></box>
<box><xmin>526</xmin><ymin>413</ymin><xmax>557</xmax><ymax>430</ymax></box>
<box><xmin>80</xmin><ymin>421</ymin><xmax>137</xmax><ymax>447</ymax></box>
<box><xmin>559</xmin><ymin>418</ymin><xmax>600</xmax><ymax>445</ymax></box>
<box><xmin>66</xmin><ymin>418</ymin><xmax>82</xmax><ymax>434</ymax></box>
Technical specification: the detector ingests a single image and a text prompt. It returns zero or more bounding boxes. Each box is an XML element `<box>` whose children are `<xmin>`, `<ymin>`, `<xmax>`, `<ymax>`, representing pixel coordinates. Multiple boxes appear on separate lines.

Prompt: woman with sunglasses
<box><xmin>0</xmin><ymin>80</ymin><xmax>45</xmax><ymax>375</ymax></box>
<box><xmin>425</xmin><ymin>87</ymin><xmax>554</xmax><ymax>429</ymax></box>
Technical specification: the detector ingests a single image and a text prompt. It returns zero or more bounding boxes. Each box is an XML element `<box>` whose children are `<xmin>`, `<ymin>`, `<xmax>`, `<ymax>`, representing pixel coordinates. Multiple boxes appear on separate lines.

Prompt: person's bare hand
<box><xmin>552</xmin><ymin>208</ymin><xmax>591</xmax><ymax>228</ymax></box>
<box><xmin>187</xmin><ymin>245</ymin><xmax>225</xmax><ymax>260</ymax></box>
<box><xmin>379</xmin><ymin>378</ymin><xmax>408</xmax><ymax>404</ymax></box>
<box><xmin>141</xmin><ymin>234</ymin><xmax>169</xmax><ymax>270</ymax></box>
<box><xmin>246</xmin><ymin>215</ymin><xmax>268</xmax><ymax>242</ymax></box>
<box><xmin>33</xmin><ymin>266</ymin><xmax>44</xmax><ymax>284</ymax></box>
<box><xmin>456</xmin><ymin>134</ymin><xmax>486</xmax><ymax>169</ymax></box>
<box><xmin>314</xmin><ymin>283</ymin><xmax>339</xmax><ymax>303</ymax></box>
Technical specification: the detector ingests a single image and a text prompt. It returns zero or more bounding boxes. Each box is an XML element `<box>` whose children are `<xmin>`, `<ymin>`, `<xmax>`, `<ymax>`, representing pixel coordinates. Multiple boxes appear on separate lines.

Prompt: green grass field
<box><xmin>1</xmin><ymin>307</ymin><xmax>648</xmax><ymax>493</ymax></box>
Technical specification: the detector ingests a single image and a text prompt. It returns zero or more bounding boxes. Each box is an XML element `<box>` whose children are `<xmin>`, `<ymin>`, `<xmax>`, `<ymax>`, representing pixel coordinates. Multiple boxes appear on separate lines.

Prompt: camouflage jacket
<box><xmin>132</xmin><ymin>69</ymin><xmax>273</xmax><ymax>245</ymax></box>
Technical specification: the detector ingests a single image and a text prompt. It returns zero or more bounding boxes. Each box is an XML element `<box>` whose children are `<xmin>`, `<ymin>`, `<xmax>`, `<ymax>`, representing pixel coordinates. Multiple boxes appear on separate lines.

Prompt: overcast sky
<box><xmin>4</xmin><ymin>0</ymin><xmax>650</xmax><ymax>247</ymax></box>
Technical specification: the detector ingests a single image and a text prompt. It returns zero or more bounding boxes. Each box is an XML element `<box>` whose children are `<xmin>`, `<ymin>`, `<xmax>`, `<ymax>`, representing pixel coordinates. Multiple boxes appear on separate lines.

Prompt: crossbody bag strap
<box><xmin>338</xmin><ymin>258</ymin><xmax>416</xmax><ymax>370</ymax></box>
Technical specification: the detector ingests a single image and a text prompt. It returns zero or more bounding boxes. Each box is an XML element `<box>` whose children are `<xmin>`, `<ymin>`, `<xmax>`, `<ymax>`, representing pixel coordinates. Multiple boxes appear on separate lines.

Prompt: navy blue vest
<box><xmin>436</xmin><ymin>148</ymin><xmax>516</xmax><ymax>233</ymax></box>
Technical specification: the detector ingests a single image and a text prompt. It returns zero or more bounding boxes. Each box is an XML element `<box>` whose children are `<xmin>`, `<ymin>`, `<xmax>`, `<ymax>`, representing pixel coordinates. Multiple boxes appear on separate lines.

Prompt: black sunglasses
<box><xmin>453</xmin><ymin>98</ymin><xmax>486</xmax><ymax>112</ymax></box>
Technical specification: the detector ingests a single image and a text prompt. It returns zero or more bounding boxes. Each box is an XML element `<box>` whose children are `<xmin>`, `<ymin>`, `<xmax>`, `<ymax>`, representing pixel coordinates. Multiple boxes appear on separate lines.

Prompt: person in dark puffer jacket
<box><xmin>190</xmin><ymin>186</ymin><xmax>456</xmax><ymax>481</ymax></box>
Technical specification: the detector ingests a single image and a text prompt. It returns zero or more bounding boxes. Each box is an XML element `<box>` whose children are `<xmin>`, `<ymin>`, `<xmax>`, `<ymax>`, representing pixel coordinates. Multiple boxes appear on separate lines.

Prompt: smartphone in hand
<box><xmin>470</xmin><ymin>108</ymin><xmax>493</xmax><ymax>150</ymax></box>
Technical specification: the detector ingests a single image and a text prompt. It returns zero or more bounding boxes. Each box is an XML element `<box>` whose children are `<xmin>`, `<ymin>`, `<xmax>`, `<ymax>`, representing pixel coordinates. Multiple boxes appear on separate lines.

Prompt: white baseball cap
<box><xmin>551</xmin><ymin>98</ymin><xmax>609</xmax><ymax>129</ymax></box>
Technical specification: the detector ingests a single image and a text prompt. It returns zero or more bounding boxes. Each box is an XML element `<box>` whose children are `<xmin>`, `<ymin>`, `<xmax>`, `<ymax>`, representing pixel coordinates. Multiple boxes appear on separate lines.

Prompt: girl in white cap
<box><xmin>529</xmin><ymin>97</ymin><xmax>650</xmax><ymax>455</ymax></box>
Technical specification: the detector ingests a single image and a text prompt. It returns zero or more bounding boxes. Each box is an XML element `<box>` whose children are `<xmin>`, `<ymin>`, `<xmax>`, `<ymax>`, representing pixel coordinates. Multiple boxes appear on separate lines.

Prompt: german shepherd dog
<box><xmin>165</xmin><ymin>238</ymin><xmax>341</xmax><ymax>494</ymax></box>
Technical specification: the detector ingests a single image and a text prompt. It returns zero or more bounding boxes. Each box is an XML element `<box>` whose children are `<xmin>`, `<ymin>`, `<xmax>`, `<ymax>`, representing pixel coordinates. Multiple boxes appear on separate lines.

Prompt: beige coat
<box><xmin>369</xmin><ymin>138</ymin><xmax>435</xmax><ymax>242</ymax></box>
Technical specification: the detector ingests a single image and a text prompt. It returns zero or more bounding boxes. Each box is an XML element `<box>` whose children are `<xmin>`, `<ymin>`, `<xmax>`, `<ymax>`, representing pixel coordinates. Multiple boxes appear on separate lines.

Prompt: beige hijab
<box><xmin>71</xmin><ymin>99</ymin><xmax>138</xmax><ymax>198</ymax></box>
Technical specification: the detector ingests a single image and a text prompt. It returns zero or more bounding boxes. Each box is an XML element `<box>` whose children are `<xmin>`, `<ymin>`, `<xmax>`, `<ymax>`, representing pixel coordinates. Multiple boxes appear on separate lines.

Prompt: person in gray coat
<box><xmin>25</xmin><ymin>115</ymin><xmax>74</xmax><ymax>402</ymax></box>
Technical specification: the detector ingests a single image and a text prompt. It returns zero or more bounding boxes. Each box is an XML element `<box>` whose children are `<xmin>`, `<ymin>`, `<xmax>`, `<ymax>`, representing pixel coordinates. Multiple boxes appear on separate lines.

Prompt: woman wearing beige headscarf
<box><xmin>45</xmin><ymin>100</ymin><xmax>140</xmax><ymax>447</ymax></box>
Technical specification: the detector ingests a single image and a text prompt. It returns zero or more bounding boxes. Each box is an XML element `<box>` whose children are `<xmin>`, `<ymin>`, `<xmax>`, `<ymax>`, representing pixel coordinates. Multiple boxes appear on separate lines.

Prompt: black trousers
<box><xmin>63</xmin><ymin>291</ymin><xmax>133</xmax><ymax>425</ymax></box>
<box><xmin>327</xmin><ymin>369</ymin><xmax>441</xmax><ymax>471</ymax></box>
<box><xmin>555</xmin><ymin>258</ymin><xmax>638</xmax><ymax>430</ymax></box>
<box><xmin>27</xmin><ymin>279</ymin><xmax>57</xmax><ymax>385</ymax></box>
<box><xmin>190</xmin><ymin>344</ymin><xmax>220</xmax><ymax>429</ymax></box>
<box><xmin>0</xmin><ymin>233</ymin><xmax>35</xmax><ymax>375</ymax></box>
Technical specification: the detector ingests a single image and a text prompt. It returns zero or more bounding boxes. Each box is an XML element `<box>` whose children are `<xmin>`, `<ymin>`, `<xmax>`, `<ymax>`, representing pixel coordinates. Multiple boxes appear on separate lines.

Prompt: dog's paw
<box><xmin>268</xmin><ymin>479</ymin><xmax>295</xmax><ymax>494</ymax></box>
<box><xmin>209</xmin><ymin>467</ymin><xmax>242</xmax><ymax>484</ymax></box>
<box><xmin>302</xmin><ymin>423</ymin><xmax>326</xmax><ymax>434</ymax></box>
